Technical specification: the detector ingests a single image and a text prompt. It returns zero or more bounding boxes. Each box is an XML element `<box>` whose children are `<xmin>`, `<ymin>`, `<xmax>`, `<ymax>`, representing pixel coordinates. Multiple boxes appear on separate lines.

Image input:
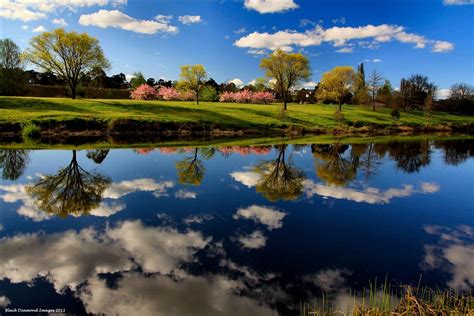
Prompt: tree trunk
<box><xmin>372</xmin><ymin>99</ymin><xmax>376</xmax><ymax>111</ymax></box>
<box><xmin>70</xmin><ymin>83</ymin><xmax>76</xmax><ymax>99</ymax></box>
<box><xmin>339</xmin><ymin>102</ymin><xmax>342</xmax><ymax>111</ymax></box>
<box><xmin>196</xmin><ymin>90</ymin><xmax>199</xmax><ymax>105</ymax></box>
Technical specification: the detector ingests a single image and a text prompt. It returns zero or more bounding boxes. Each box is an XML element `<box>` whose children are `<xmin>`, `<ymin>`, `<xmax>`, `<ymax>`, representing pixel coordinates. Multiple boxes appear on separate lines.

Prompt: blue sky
<box><xmin>1</xmin><ymin>0</ymin><xmax>473</xmax><ymax>95</ymax></box>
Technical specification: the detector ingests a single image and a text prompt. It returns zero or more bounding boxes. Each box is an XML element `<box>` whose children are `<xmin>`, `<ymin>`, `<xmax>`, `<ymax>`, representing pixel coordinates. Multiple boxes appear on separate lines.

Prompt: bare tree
<box><xmin>368</xmin><ymin>69</ymin><xmax>384</xmax><ymax>111</ymax></box>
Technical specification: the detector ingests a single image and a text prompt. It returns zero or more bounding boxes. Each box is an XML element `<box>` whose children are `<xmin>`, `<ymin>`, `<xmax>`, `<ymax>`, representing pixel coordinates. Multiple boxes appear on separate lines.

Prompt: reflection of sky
<box><xmin>0</xmin><ymin>143</ymin><xmax>473</xmax><ymax>314</ymax></box>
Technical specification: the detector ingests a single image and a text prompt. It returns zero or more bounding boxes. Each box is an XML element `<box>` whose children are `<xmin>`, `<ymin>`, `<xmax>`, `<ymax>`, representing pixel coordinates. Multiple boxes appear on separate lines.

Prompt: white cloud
<box><xmin>79</xmin><ymin>10</ymin><xmax>178</xmax><ymax>34</ymax></box>
<box><xmin>155</xmin><ymin>14</ymin><xmax>173</xmax><ymax>23</ymax></box>
<box><xmin>235</xmin><ymin>24</ymin><xmax>453</xmax><ymax>53</ymax></box>
<box><xmin>332</xmin><ymin>17</ymin><xmax>346</xmax><ymax>25</ymax></box>
<box><xmin>234</xmin><ymin>27</ymin><xmax>247</xmax><ymax>34</ymax></box>
<box><xmin>32</xmin><ymin>25</ymin><xmax>46</xmax><ymax>33</ymax></box>
<box><xmin>244</xmin><ymin>0</ymin><xmax>299</xmax><ymax>14</ymax></box>
<box><xmin>422</xmin><ymin>225</ymin><xmax>474</xmax><ymax>290</ymax></box>
<box><xmin>103</xmin><ymin>178</ymin><xmax>174</xmax><ymax>199</ymax></box>
<box><xmin>247</xmin><ymin>49</ymin><xmax>268</xmax><ymax>55</ymax></box>
<box><xmin>0</xmin><ymin>296</ymin><xmax>11</xmax><ymax>307</ymax></box>
<box><xmin>21</xmin><ymin>25</ymin><xmax>29</xmax><ymax>30</ymax></box>
<box><xmin>432</xmin><ymin>40</ymin><xmax>454</xmax><ymax>53</ymax></box>
<box><xmin>79</xmin><ymin>273</ymin><xmax>274</xmax><ymax>316</ymax></box>
<box><xmin>178</xmin><ymin>15</ymin><xmax>203</xmax><ymax>25</ymax></box>
<box><xmin>174</xmin><ymin>189</ymin><xmax>197</xmax><ymax>199</ymax></box>
<box><xmin>0</xmin><ymin>0</ymin><xmax>126</xmax><ymax>22</ymax></box>
<box><xmin>364</xmin><ymin>58</ymin><xmax>382</xmax><ymax>63</ymax></box>
<box><xmin>436</xmin><ymin>88</ymin><xmax>451</xmax><ymax>100</ymax></box>
<box><xmin>228</xmin><ymin>78</ymin><xmax>244</xmax><ymax>88</ymax></box>
<box><xmin>233</xmin><ymin>205</ymin><xmax>286</xmax><ymax>230</ymax></box>
<box><xmin>302</xmin><ymin>81</ymin><xmax>318</xmax><ymax>89</ymax></box>
<box><xmin>443</xmin><ymin>0</ymin><xmax>474</xmax><ymax>5</ymax></box>
<box><xmin>303</xmin><ymin>269</ymin><xmax>350</xmax><ymax>291</ymax></box>
<box><xmin>52</xmin><ymin>18</ymin><xmax>68</xmax><ymax>26</ymax></box>
<box><xmin>89</xmin><ymin>201</ymin><xmax>125</xmax><ymax>217</ymax></box>
<box><xmin>303</xmin><ymin>180</ymin><xmax>440</xmax><ymax>204</ymax></box>
<box><xmin>237</xmin><ymin>230</ymin><xmax>267</xmax><ymax>249</ymax></box>
<box><xmin>183</xmin><ymin>214</ymin><xmax>214</xmax><ymax>225</ymax></box>
<box><xmin>335</xmin><ymin>47</ymin><xmax>353</xmax><ymax>53</ymax></box>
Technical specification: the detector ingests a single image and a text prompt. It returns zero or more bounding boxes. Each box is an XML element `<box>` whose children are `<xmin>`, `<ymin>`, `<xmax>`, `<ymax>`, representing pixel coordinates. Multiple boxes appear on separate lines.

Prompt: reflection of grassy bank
<box><xmin>1</xmin><ymin>133</ymin><xmax>473</xmax><ymax>150</ymax></box>
<box><xmin>301</xmin><ymin>284</ymin><xmax>473</xmax><ymax>315</ymax></box>
<box><xmin>1</xmin><ymin>97</ymin><xmax>474</xmax><ymax>138</ymax></box>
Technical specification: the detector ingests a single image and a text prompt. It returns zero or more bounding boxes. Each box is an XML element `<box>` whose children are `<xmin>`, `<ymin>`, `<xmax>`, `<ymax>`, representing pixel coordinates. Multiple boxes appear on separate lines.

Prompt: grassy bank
<box><xmin>1</xmin><ymin>97</ymin><xmax>474</xmax><ymax>138</ymax></box>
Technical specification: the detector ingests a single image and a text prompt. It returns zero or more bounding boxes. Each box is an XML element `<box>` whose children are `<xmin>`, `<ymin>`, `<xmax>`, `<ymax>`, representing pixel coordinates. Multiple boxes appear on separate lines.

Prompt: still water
<box><xmin>0</xmin><ymin>139</ymin><xmax>473</xmax><ymax>315</ymax></box>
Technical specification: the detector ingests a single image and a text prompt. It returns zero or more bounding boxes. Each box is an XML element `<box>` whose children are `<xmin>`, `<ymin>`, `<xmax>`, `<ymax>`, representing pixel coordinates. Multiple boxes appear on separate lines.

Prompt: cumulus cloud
<box><xmin>0</xmin><ymin>295</ymin><xmax>11</xmax><ymax>307</ymax></box>
<box><xmin>178</xmin><ymin>15</ymin><xmax>203</xmax><ymax>25</ymax></box>
<box><xmin>21</xmin><ymin>25</ymin><xmax>28</xmax><ymax>30</ymax></box>
<box><xmin>335</xmin><ymin>47</ymin><xmax>353</xmax><ymax>53</ymax></box>
<box><xmin>364</xmin><ymin>58</ymin><xmax>382</xmax><ymax>63</ymax></box>
<box><xmin>443</xmin><ymin>0</ymin><xmax>474</xmax><ymax>5</ymax></box>
<box><xmin>0</xmin><ymin>220</ymin><xmax>210</xmax><ymax>291</ymax></box>
<box><xmin>303</xmin><ymin>180</ymin><xmax>440</xmax><ymax>204</ymax></box>
<box><xmin>103</xmin><ymin>178</ymin><xmax>174</xmax><ymax>199</ymax></box>
<box><xmin>230</xmin><ymin>171</ymin><xmax>261</xmax><ymax>187</ymax></box>
<box><xmin>244</xmin><ymin>0</ymin><xmax>299</xmax><ymax>14</ymax></box>
<box><xmin>52</xmin><ymin>18</ymin><xmax>68</xmax><ymax>26</ymax></box>
<box><xmin>422</xmin><ymin>225</ymin><xmax>474</xmax><ymax>289</ymax></box>
<box><xmin>436</xmin><ymin>88</ymin><xmax>451</xmax><ymax>100</ymax></box>
<box><xmin>234</xmin><ymin>24</ymin><xmax>453</xmax><ymax>53</ymax></box>
<box><xmin>174</xmin><ymin>189</ymin><xmax>197</xmax><ymax>199</ymax></box>
<box><xmin>0</xmin><ymin>0</ymin><xmax>126</xmax><ymax>22</ymax></box>
<box><xmin>155</xmin><ymin>14</ymin><xmax>173</xmax><ymax>23</ymax></box>
<box><xmin>303</xmin><ymin>268</ymin><xmax>351</xmax><ymax>292</ymax></box>
<box><xmin>228</xmin><ymin>78</ymin><xmax>244</xmax><ymax>88</ymax></box>
<box><xmin>32</xmin><ymin>25</ymin><xmax>47</xmax><ymax>33</ymax></box>
<box><xmin>301</xmin><ymin>81</ymin><xmax>318</xmax><ymax>89</ymax></box>
<box><xmin>233</xmin><ymin>205</ymin><xmax>286</xmax><ymax>230</ymax></box>
<box><xmin>78</xmin><ymin>273</ymin><xmax>274</xmax><ymax>316</ymax></box>
<box><xmin>79</xmin><ymin>10</ymin><xmax>178</xmax><ymax>34</ymax></box>
<box><xmin>237</xmin><ymin>230</ymin><xmax>267</xmax><ymax>249</ymax></box>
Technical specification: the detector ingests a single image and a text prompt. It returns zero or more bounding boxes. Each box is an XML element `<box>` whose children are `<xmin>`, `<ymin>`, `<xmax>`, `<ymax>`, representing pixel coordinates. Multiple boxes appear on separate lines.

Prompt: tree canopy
<box><xmin>260</xmin><ymin>49</ymin><xmax>311</xmax><ymax>111</ymax></box>
<box><xmin>23</xmin><ymin>28</ymin><xmax>110</xmax><ymax>99</ymax></box>
<box><xmin>178</xmin><ymin>65</ymin><xmax>207</xmax><ymax>105</ymax></box>
<box><xmin>318</xmin><ymin>66</ymin><xmax>356</xmax><ymax>111</ymax></box>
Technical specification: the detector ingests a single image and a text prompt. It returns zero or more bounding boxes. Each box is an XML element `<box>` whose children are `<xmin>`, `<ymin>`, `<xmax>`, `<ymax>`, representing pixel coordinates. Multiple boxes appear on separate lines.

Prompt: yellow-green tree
<box><xmin>178</xmin><ymin>65</ymin><xmax>207</xmax><ymax>105</ymax></box>
<box><xmin>23</xmin><ymin>28</ymin><xmax>110</xmax><ymax>99</ymax></box>
<box><xmin>318</xmin><ymin>66</ymin><xmax>356</xmax><ymax>111</ymax></box>
<box><xmin>260</xmin><ymin>49</ymin><xmax>311</xmax><ymax>111</ymax></box>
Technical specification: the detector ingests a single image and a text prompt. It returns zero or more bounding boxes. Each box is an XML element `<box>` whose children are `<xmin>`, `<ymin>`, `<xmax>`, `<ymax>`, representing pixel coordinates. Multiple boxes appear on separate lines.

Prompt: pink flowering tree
<box><xmin>251</xmin><ymin>91</ymin><xmax>276</xmax><ymax>104</ymax></box>
<box><xmin>158</xmin><ymin>87</ymin><xmax>181</xmax><ymax>100</ymax></box>
<box><xmin>130</xmin><ymin>84</ymin><xmax>157</xmax><ymax>100</ymax></box>
<box><xmin>219</xmin><ymin>91</ymin><xmax>235</xmax><ymax>102</ymax></box>
<box><xmin>218</xmin><ymin>90</ymin><xmax>275</xmax><ymax>104</ymax></box>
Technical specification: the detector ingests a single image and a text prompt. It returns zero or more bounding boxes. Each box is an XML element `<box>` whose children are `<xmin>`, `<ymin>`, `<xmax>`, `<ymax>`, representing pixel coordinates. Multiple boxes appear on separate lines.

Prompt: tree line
<box><xmin>1</xmin><ymin>28</ymin><xmax>473</xmax><ymax>114</ymax></box>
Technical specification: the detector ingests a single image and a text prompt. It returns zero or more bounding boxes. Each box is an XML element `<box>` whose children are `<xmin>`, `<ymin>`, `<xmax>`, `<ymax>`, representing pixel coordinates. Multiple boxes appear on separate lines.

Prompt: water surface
<box><xmin>0</xmin><ymin>139</ymin><xmax>473</xmax><ymax>314</ymax></box>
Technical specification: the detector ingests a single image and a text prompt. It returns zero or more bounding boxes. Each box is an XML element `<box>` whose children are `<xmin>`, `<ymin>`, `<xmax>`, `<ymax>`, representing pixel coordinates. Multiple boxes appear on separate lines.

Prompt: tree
<box><xmin>175</xmin><ymin>148</ymin><xmax>206</xmax><ymax>185</ymax></box>
<box><xmin>406</xmin><ymin>74</ymin><xmax>436</xmax><ymax>110</ymax></box>
<box><xmin>311</xmin><ymin>143</ymin><xmax>357</xmax><ymax>186</ymax></box>
<box><xmin>23</xmin><ymin>28</ymin><xmax>110</xmax><ymax>99</ymax></box>
<box><xmin>0</xmin><ymin>149</ymin><xmax>30</xmax><ymax>180</ymax></box>
<box><xmin>0</xmin><ymin>39</ymin><xmax>27</xmax><ymax>95</ymax></box>
<box><xmin>178</xmin><ymin>64</ymin><xmax>207</xmax><ymax>105</ymax></box>
<box><xmin>26</xmin><ymin>150</ymin><xmax>111</xmax><ymax>217</ymax></box>
<box><xmin>260</xmin><ymin>49</ymin><xmax>311</xmax><ymax>111</ymax></box>
<box><xmin>424</xmin><ymin>91</ymin><xmax>434</xmax><ymax>120</ymax></box>
<box><xmin>146</xmin><ymin>77</ymin><xmax>156</xmax><ymax>86</ymax></box>
<box><xmin>200</xmin><ymin>85</ymin><xmax>218</xmax><ymax>101</ymax></box>
<box><xmin>130</xmin><ymin>71</ymin><xmax>146</xmax><ymax>89</ymax></box>
<box><xmin>367</xmin><ymin>69</ymin><xmax>384</xmax><ymax>111</ymax></box>
<box><xmin>252</xmin><ymin>145</ymin><xmax>305</xmax><ymax>201</ymax></box>
<box><xmin>447</xmin><ymin>83</ymin><xmax>474</xmax><ymax>114</ymax></box>
<box><xmin>318</xmin><ymin>66</ymin><xmax>355</xmax><ymax>111</ymax></box>
<box><xmin>353</xmin><ymin>63</ymin><xmax>370</xmax><ymax>105</ymax></box>
<box><xmin>377</xmin><ymin>80</ymin><xmax>393</xmax><ymax>107</ymax></box>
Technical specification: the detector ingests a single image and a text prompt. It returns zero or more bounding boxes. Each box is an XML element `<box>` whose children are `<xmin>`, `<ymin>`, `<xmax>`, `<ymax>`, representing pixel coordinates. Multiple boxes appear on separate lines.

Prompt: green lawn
<box><xmin>1</xmin><ymin>96</ymin><xmax>473</xmax><ymax>133</ymax></box>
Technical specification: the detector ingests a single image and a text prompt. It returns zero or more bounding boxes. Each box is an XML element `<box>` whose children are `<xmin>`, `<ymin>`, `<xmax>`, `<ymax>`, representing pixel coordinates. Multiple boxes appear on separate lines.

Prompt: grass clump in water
<box><xmin>21</xmin><ymin>122</ymin><xmax>41</xmax><ymax>139</ymax></box>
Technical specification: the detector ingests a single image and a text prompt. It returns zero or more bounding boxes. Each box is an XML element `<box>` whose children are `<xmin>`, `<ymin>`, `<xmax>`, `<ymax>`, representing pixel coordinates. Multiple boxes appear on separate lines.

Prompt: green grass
<box><xmin>1</xmin><ymin>96</ymin><xmax>473</xmax><ymax>133</ymax></box>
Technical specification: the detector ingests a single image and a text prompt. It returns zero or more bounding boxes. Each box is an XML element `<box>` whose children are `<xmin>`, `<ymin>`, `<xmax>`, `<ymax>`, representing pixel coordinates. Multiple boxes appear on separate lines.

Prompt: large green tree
<box><xmin>260</xmin><ymin>49</ymin><xmax>311</xmax><ymax>111</ymax></box>
<box><xmin>0</xmin><ymin>39</ymin><xmax>27</xmax><ymax>96</ymax></box>
<box><xmin>318</xmin><ymin>66</ymin><xmax>356</xmax><ymax>111</ymax></box>
<box><xmin>23</xmin><ymin>28</ymin><xmax>110</xmax><ymax>99</ymax></box>
<box><xmin>177</xmin><ymin>65</ymin><xmax>207</xmax><ymax>105</ymax></box>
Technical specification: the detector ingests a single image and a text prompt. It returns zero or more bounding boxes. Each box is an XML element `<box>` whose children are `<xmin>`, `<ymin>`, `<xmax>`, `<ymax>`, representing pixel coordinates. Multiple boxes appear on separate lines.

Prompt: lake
<box><xmin>0</xmin><ymin>138</ymin><xmax>473</xmax><ymax>315</ymax></box>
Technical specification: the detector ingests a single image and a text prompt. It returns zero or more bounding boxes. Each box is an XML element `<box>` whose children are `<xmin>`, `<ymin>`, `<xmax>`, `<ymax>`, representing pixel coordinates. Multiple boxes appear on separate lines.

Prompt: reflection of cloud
<box><xmin>175</xmin><ymin>189</ymin><xmax>197</xmax><ymax>199</ymax></box>
<box><xmin>103</xmin><ymin>178</ymin><xmax>174</xmax><ymax>199</ymax></box>
<box><xmin>0</xmin><ymin>295</ymin><xmax>10</xmax><ymax>307</ymax></box>
<box><xmin>303</xmin><ymin>269</ymin><xmax>350</xmax><ymax>291</ymax></box>
<box><xmin>107</xmin><ymin>221</ymin><xmax>210</xmax><ymax>274</ymax></box>
<box><xmin>89</xmin><ymin>201</ymin><xmax>125</xmax><ymax>217</ymax></box>
<box><xmin>78</xmin><ymin>273</ymin><xmax>274</xmax><ymax>316</ymax></box>
<box><xmin>0</xmin><ymin>221</ymin><xmax>210</xmax><ymax>291</ymax></box>
<box><xmin>422</xmin><ymin>225</ymin><xmax>474</xmax><ymax>290</ymax></box>
<box><xmin>233</xmin><ymin>205</ymin><xmax>286</xmax><ymax>230</ymax></box>
<box><xmin>183</xmin><ymin>214</ymin><xmax>213</xmax><ymax>225</ymax></box>
<box><xmin>0</xmin><ymin>183</ymin><xmax>52</xmax><ymax>221</ymax></box>
<box><xmin>303</xmin><ymin>180</ymin><xmax>440</xmax><ymax>204</ymax></box>
<box><xmin>237</xmin><ymin>230</ymin><xmax>267</xmax><ymax>249</ymax></box>
<box><xmin>230</xmin><ymin>171</ymin><xmax>260</xmax><ymax>188</ymax></box>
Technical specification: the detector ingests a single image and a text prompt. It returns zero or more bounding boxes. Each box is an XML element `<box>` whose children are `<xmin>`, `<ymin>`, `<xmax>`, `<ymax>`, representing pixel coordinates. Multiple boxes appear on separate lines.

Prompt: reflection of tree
<box><xmin>358</xmin><ymin>143</ymin><xmax>382</xmax><ymax>182</ymax></box>
<box><xmin>175</xmin><ymin>148</ymin><xmax>215</xmax><ymax>186</ymax></box>
<box><xmin>26</xmin><ymin>150</ymin><xmax>110</xmax><ymax>217</ymax></box>
<box><xmin>311</xmin><ymin>143</ymin><xmax>357</xmax><ymax>186</ymax></box>
<box><xmin>0</xmin><ymin>149</ymin><xmax>30</xmax><ymax>180</ymax></box>
<box><xmin>86</xmin><ymin>149</ymin><xmax>110</xmax><ymax>164</ymax></box>
<box><xmin>253</xmin><ymin>145</ymin><xmax>305</xmax><ymax>201</ymax></box>
<box><xmin>388</xmin><ymin>141</ymin><xmax>431</xmax><ymax>173</ymax></box>
<box><xmin>434</xmin><ymin>139</ymin><xmax>474</xmax><ymax>166</ymax></box>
